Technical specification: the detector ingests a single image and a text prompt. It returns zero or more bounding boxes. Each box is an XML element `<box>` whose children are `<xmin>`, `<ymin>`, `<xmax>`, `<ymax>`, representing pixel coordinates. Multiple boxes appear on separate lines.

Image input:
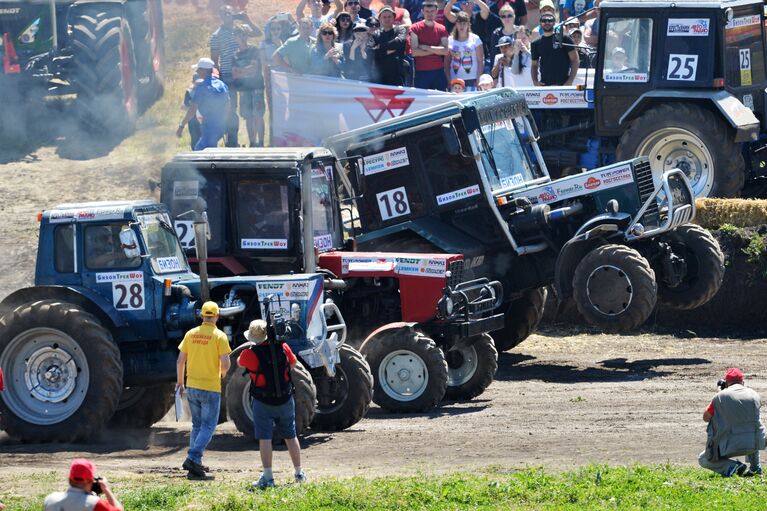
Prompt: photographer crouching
<box><xmin>44</xmin><ymin>458</ymin><xmax>124</xmax><ymax>511</ymax></box>
<box><xmin>699</xmin><ymin>368</ymin><xmax>767</xmax><ymax>477</ymax></box>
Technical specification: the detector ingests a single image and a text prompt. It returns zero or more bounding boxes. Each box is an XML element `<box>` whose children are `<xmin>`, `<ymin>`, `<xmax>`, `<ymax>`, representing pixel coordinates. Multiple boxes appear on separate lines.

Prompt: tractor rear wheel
<box><xmin>657</xmin><ymin>224</ymin><xmax>725</xmax><ymax>310</ymax></box>
<box><xmin>616</xmin><ymin>103</ymin><xmax>744</xmax><ymax>198</ymax></box>
<box><xmin>109</xmin><ymin>383</ymin><xmax>175</xmax><ymax>428</ymax></box>
<box><xmin>311</xmin><ymin>344</ymin><xmax>373</xmax><ymax>431</ymax></box>
<box><xmin>572</xmin><ymin>245</ymin><xmax>657</xmax><ymax>332</ymax></box>
<box><xmin>444</xmin><ymin>334</ymin><xmax>498</xmax><ymax>401</ymax></box>
<box><xmin>491</xmin><ymin>288</ymin><xmax>547</xmax><ymax>352</ymax></box>
<box><xmin>69</xmin><ymin>4</ymin><xmax>138</xmax><ymax>135</ymax></box>
<box><xmin>226</xmin><ymin>360</ymin><xmax>316</xmax><ymax>440</ymax></box>
<box><xmin>360</xmin><ymin>328</ymin><xmax>447</xmax><ymax>412</ymax></box>
<box><xmin>0</xmin><ymin>300</ymin><xmax>122</xmax><ymax>442</ymax></box>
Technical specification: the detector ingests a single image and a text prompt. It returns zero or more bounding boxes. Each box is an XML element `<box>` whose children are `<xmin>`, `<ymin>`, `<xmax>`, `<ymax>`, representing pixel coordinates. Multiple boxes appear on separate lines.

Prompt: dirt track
<box><xmin>1</xmin><ymin>326</ymin><xmax>764</xmax><ymax>481</ymax></box>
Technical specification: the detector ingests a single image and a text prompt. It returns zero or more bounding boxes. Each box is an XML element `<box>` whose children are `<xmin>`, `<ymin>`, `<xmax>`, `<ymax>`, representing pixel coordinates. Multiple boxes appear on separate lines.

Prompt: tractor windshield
<box><xmin>311</xmin><ymin>163</ymin><xmax>343</xmax><ymax>252</ymax></box>
<box><xmin>137</xmin><ymin>213</ymin><xmax>190</xmax><ymax>274</ymax></box>
<box><xmin>478</xmin><ymin>117</ymin><xmax>542</xmax><ymax>192</ymax></box>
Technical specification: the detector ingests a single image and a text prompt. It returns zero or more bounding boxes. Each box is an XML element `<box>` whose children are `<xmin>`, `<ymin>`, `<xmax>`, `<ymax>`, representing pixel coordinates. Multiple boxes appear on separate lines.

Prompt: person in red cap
<box><xmin>43</xmin><ymin>458</ymin><xmax>123</xmax><ymax>511</ymax></box>
<box><xmin>699</xmin><ymin>367</ymin><xmax>767</xmax><ymax>477</ymax></box>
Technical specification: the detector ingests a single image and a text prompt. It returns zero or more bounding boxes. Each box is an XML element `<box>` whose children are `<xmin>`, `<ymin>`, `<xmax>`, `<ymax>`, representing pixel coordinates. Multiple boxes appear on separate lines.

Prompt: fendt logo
<box><xmin>0</xmin><ymin>8</ymin><xmax>21</xmax><ymax>15</ymax></box>
<box><xmin>355</xmin><ymin>88</ymin><xmax>416</xmax><ymax>123</ymax></box>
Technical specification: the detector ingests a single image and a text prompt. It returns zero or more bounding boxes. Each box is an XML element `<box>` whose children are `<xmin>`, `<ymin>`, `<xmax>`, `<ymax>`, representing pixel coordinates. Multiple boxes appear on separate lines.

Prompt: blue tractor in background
<box><xmin>0</xmin><ymin>200</ymin><xmax>372</xmax><ymax>443</ymax></box>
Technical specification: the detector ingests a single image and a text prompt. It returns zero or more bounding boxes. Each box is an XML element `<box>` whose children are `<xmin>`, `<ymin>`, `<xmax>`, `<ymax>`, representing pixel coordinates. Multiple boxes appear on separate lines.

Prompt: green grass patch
<box><xmin>3</xmin><ymin>465</ymin><xmax>767</xmax><ymax>510</ymax></box>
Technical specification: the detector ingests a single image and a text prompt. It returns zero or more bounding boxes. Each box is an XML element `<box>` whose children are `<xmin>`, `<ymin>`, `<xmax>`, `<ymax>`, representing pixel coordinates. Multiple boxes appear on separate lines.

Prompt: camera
<box><xmin>92</xmin><ymin>476</ymin><xmax>104</xmax><ymax>495</ymax></box>
<box><xmin>717</xmin><ymin>379</ymin><xmax>726</xmax><ymax>390</ymax></box>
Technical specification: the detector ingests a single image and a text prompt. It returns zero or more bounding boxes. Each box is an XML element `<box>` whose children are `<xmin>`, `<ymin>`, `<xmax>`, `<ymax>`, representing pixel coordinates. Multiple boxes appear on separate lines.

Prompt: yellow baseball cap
<box><xmin>201</xmin><ymin>301</ymin><xmax>220</xmax><ymax>317</ymax></box>
<box><xmin>539</xmin><ymin>0</ymin><xmax>556</xmax><ymax>13</ymax></box>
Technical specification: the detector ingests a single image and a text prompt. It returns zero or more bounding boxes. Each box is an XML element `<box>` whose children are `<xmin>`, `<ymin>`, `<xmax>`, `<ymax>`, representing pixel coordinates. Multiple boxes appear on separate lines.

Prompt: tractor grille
<box><xmin>633</xmin><ymin>159</ymin><xmax>660</xmax><ymax>223</ymax></box>
<box><xmin>447</xmin><ymin>260</ymin><xmax>464</xmax><ymax>288</ymax></box>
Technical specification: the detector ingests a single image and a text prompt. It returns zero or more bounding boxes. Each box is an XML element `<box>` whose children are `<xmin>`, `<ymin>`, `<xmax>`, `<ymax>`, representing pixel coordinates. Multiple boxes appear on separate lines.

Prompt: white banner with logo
<box><xmin>269</xmin><ymin>70</ymin><xmax>593</xmax><ymax>146</ymax></box>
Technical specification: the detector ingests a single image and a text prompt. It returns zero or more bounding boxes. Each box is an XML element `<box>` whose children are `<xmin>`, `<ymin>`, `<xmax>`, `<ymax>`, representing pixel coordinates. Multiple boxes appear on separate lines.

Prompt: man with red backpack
<box><xmin>237</xmin><ymin>319</ymin><xmax>305</xmax><ymax>489</ymax></box>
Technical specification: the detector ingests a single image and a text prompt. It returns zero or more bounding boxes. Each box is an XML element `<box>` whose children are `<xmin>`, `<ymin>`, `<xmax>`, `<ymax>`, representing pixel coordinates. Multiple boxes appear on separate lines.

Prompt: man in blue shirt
<box><xmin>176</xmin><ymin>58</ymin><xmax>231</xmax><ymax>151</ymax></box>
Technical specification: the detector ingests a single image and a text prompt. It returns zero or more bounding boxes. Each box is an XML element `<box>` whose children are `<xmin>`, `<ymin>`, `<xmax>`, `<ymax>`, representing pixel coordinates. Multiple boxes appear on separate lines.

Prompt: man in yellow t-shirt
<box><xmin>176</xmin><ymin>301</ymin><xmax>232</xmax><ymax>479</ymax></box>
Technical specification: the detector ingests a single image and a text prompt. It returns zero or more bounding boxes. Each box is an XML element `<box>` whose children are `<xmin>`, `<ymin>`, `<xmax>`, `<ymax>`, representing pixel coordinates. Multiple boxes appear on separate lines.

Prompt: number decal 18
<box><xmin>667</xmin><ymin>54</ymin><xmax>698</xmax><ymax>81</ymax></box>
<box><xmin>376</xmin><ymin>186</ymin><xmax>411</xmax><ymax>221</ymax></box>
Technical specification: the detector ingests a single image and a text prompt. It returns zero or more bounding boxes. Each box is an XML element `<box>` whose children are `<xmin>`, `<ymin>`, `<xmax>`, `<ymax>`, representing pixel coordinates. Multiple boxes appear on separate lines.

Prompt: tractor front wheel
<box><xmin>572</xmin><ymin>245</ymin><xmax>657</xmax><ymax>332</ymax></box>
<box><xmin>657</xmin><ymin>224</ymin><xmax>725</xmax><ymax>310</ymax></box>
<box><xmin>0</xmin><ymin>300</ymin><xmax>122</xmax><ymax>442</ymax></box>
<box><xmin>491</xmin><ymin>288</ymin><xmax>547</xmax><ymax>352</ymax></box>
<box><xmin>444</xmin><ymin>334</ymin><xmax>498</xmax><ymax>401</ymax></box>
<box><xmin>311</xmin><ymin>344</ymin><xmax>373</xmax><ymax>431</ymax></box>
<box><xmin>109</xmin><ymin>383</ymin><xmax>175</xmax><ymax>428</ymax></box>
<box><xmin>360</xmin><ymin>328</ymin><xmax>447</xmax><ymax>412</ymax></box>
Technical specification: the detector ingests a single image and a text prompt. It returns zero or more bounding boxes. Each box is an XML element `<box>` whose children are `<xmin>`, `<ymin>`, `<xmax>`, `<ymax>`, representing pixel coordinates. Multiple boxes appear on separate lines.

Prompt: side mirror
<box><xmin>353</xmin><ymin>157</ymin><xmax>366</xmax><ymax>194</ymax></box>
<box><xmin>441</xmin><ymin>123</ymin><xmax>461</xmax><ymax>156</ymax></box>
<box><xmin>119</xmin><ymin>226</ymin><xmax>141</xmax><ymax>259</ymax></box>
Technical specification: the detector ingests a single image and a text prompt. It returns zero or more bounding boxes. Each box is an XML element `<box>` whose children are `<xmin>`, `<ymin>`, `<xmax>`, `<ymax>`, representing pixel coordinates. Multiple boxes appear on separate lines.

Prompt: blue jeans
<box><xmin>252</xmin><ymin>396</ymin><xmax>297</xmax><ymax>440</ymax></box>
<box><xmin>414</xmin><ymin>69</ymin><xmax>447</xmax><ymax>91</ymax></box>
<box><xmin>187</xmin><ymin>387</ymin><xmax>221</xmax><ymax>464</ymax></box>
<box><xmin>194</xmin><ymin>121</ymin><xmax>225</xmax><ymax>151</ymax></box>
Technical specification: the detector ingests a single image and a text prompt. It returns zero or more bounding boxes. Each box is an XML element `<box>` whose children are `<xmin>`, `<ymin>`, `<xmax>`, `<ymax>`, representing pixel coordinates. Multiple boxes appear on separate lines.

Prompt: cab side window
<box><xmin>54</xmin><ymin>224</ymin><xmax>75</xmax><ymax>273</ymax></box>
<box><xmin>602</xmin><ymin>17</ymin><xmax>653</xmax><ymax>82</ymax></box>
<box><xmin>85</xmin><ymin>224</ymin><xmax>141</xmax><ymax>270</ymax></box>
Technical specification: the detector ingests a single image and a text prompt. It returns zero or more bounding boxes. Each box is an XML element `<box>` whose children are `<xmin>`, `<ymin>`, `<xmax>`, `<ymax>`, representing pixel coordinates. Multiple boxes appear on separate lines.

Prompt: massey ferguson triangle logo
<box><xmin>355</xmin><ymin>88</ymin><xmax>416</xmax><ymax>123</ymax></box>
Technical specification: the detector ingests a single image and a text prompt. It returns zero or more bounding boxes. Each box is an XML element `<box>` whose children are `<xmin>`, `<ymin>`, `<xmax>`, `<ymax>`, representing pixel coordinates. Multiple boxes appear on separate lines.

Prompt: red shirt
<box><xmin>94</xmin><ymin>501</ymin><xmax>122</xmax><ymax>511</ymax></box>
<box><xmin>238</xmin><ymin>344</ymin><xmax>297</xmax><ymax>388</ymax></box>
<box><xmin>706</xmin><ymin>401</ymin><xmax>715</xmax><ymax>416</ymax></box>
<box><xmin>409</xmin><ymin>20</ymin><xmax>448</xmax><ymax>71</ymax></box>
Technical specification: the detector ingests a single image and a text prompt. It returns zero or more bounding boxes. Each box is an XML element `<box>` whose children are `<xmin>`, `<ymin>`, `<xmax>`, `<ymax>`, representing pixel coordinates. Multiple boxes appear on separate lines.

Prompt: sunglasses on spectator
<box><xmin>541</xmin><ymin>18</ymin><xmax>555</xmax><ymax>23</ymax></box>
<box><xmin>339</xmin><ymin>17</ymin><xmax>351</xmax><ymax>21</ymax></box>
<box><xmin>321</xmin><ymin>30</ymin><xmax>335</xmax><ymax>35</ymax></box>
<box><xmin>347</xmin><ymin>1</ymin><xmax>360</xmax><ymax>4</ymax></box>
<box><xmin>500</xmin><ymin>14</ymin><xmax>514</xmax><ymax>18</ymax></box>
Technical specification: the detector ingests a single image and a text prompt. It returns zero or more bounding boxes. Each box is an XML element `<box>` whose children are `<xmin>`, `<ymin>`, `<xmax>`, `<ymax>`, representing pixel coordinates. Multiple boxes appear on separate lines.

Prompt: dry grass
<box><xmin>695</xmin><ymin>198</ymin><xmax>767</xmax><ymax>229</ymax></box>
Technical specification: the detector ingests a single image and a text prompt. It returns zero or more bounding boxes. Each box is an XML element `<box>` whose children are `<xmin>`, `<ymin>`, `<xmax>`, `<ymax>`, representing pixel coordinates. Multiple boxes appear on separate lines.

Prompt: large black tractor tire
<box><xmin>69</xmin><ymin>4</ymin><xmax>139</xmax><ymax>135</ymax></box>
<box><xmin>615</xmin><ymin>103</ymin><xmax>744</xmax><ymax>198</ymax></box>
<box><xmin>226</xmin><ymin>361</ymin><xmax>316</xmax><ymax>440</ymax></box>
<box><xmin>0</xmin><ymin>300</ymin><xmax>122</xmax><ymax>442</ymax></box>
<box><xmin>572</xmin><ymin>245</ymin><xmax>657</xmax><ymax>333</ymax></box>
<box><xmin>126</xmin><ymin>0</ymin><xmax>165</xmax><ymax>109</ymax></box>
<box><xmin>444</xmin><ymin>334</ymin><xmax>498</xmax><ymax>401</ymax></box>
<box><xmin>109</xmin><ymin>383</ymin><xmax>175</xmax><ymax>428</ymax></box>
<box><xmin>311</xmin><ymin>344</ymin><xmax>373</xmax><ymax>431</ymax></box>
<box><xmin>657</xmin><ymin>224</ymin><xmax>725</xmax><ymax>310</ymax></box>
<box><xmin>360</xmin><ymin>328</ymin><xmax>447</xmax><ymax>413</ymax></box>
<box><xmin>491</xmin><ymin>288</ymin><xmax>547</xmax><ymax>352</ymax></box>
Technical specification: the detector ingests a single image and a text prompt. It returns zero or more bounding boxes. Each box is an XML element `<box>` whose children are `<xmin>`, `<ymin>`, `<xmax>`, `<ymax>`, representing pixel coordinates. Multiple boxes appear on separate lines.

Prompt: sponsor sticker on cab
<box><xmin>543</xmin><ymin>93</ymin><xmax>558</xmax><ymax>105</ymax></box>
<box><xmin>436</xmin><ymin>184</ymin><xmax>481</xmax><ymax>205</ymax></box>
<box><xmin>363</xmin><ymin>147</ymin><xmax>410</xmax><ymax>175</ymax></box>
<box><xmin>156</xmin><ymin>257</ymin><xmax>183</xmax><ymax>272</ymax></box>
<box><xmin>314</xmin><ymin>234</ymin><xmax>333</xmax><ymax>251</ymax></box>
<box><xmin>241</xmin><ymin>238</ymin><xmax>289</xmax><ymax>249</ymax></box>
<box><xmin>584</xmin><ymin>177</ymin><xmax>601</xmax><ymax>190</ymax></box>
<box><xmin>173</xmin><ymin>180</ymin><xmax>199</xmax><ymax>200</ymax></box>
<box><xmin>667</xmin><ymin>18</ymin><xmax>710</xmax><ymax>36</ymax></box>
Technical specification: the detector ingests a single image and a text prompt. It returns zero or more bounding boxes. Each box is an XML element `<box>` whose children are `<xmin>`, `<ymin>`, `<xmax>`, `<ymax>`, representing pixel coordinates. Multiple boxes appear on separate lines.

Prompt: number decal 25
<box><xmin>113</xmin><ymin>282</ymin><xmax>145</xmax><ymax>310</ymax></box>
<box><xmin>376</xmin><ymin>186</ymin><xmax>411</xmax><ymax>221</ymax></box>
<box><xmin>667</xmin><ymin>54</ymin><xmax>698</xmax><ymax>81</ymax></box>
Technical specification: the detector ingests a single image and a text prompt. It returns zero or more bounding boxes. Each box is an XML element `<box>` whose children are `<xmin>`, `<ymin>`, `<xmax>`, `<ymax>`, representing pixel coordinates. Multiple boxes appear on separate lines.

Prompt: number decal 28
<box><xmin>113</xmin><ymin>281</ymin><xmax>145</xmax><ymax>310</ymax></box>
<box><xmin>376</xmin><ymin>186</ymin><xmax>411</xmax><ymax>221</ymax></box>
<box><xmin>667</xmin><ymin>54</ymin><xmax>698</xmax><ymax>81</ymax></box>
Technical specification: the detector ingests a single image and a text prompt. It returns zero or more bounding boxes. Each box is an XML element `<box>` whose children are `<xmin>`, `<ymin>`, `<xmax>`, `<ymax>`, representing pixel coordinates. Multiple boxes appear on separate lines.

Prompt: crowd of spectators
<box><xmin>178</xmin><ymin>0</ymin><xmax>603</xmax><ymax>149</ymax></box>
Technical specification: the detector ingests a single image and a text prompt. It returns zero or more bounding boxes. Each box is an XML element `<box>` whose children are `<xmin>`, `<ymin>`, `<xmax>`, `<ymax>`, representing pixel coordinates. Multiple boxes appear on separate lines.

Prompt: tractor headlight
<box><xmin>291</xmin><ymin>303</ymin><xmax>301</xmax><ymax>322</ymax></box>
<box><xmin>438</xmin><ymin>295</ymin><xmax>454</xmax><ymax>318</ymax></box>
<box><xmin>630</xmin><ymin>223</ymin><xmax>645</xmax><ymax>237</ymax></box>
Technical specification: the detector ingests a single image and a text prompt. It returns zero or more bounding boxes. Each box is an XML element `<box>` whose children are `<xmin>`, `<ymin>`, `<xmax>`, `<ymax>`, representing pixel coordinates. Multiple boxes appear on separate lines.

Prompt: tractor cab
<box><xmin>161</xmin><ymin>148</ymin><xmax>345</xmax><ymax>277</ymax></box>
<box><xmin>594</xmin><ymin>0</ymin><xmax>767</xmax><ymax>136</ymax></box>
<box><xmin>35</xmin><ymin>201</ymin><xmax>194</xmax><ymax>340</ymax></box>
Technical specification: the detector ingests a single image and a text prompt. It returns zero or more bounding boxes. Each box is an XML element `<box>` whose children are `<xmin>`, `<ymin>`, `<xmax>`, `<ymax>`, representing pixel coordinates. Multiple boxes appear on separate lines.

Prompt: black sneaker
<box><xmin>726</xmin><ymin>462</ymin><xmax>748</xmax><ymax>477</ymax></box>
<box><xmin>744</xmin><ymin>466</ymin><xmax>763</xmax><ymax>477</ymax></box>
<box><xmin>182</xmin><ymin>458</ymin><xmax>207</xmax><ymax>478</ymax></box>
